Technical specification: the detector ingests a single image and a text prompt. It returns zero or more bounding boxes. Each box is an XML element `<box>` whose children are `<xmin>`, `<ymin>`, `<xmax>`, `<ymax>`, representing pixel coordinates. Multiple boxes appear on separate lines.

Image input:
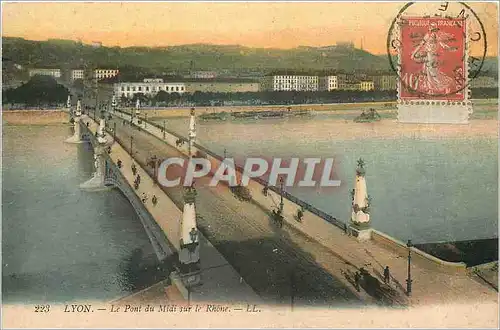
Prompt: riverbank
<box><xmin>129</xmin><ymin>102</ymin><xmax>397</xmax><ymax>118</ymax></box>
<box><xmin>2</xmin><ymin>109</ymin><xmax>67</xmax><ymax>125</ymax></box>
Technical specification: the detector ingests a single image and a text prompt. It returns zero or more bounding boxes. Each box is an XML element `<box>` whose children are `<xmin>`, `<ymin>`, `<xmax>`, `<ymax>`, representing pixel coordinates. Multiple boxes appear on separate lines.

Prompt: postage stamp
<box><xmin>399</xmin><ymin>16</ymin><xmax>467</xmax><ymax>100</ymax></box>
<box><xmin>1</xmin><ymin>1</ymin><xmax>499</xmax><ymax>329</ymax></box>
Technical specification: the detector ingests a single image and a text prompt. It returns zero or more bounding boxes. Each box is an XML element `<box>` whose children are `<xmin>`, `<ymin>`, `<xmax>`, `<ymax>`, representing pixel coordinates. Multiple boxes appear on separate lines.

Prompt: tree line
<box><xmin>122</xmin><ymin>90</ymin><xmax>398</xmax><ymax>107</ymax></box>
<box><xmin>121</xmin><ymin>88</ymin><xmax>497</xmax><ymax>107</ymax></box>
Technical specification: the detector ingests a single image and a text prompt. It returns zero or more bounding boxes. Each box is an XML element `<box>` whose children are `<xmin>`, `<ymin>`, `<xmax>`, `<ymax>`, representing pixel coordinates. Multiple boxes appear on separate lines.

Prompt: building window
<box><xmin>146</xmin><ymin>86</ymin><xmax>149</xmax><ymax>91</ymax></box>
<box><xmin>121</xmin><ymin>86</ymin><xmax>125</xmax><ymax>91</ymax></box>
<box><xmin>138</xmin><ymin>86</ymin><xmax>142</xmax><ymax>91</ymax></box>
<box><xmin>127</xmin><ymin>86</ymin><xmax>130</xmax><ymax>91</ymax></box>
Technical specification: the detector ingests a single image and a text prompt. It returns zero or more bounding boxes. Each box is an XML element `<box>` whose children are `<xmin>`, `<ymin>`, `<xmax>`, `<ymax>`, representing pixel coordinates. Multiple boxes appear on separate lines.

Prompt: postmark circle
<box><xmin>386</xmin><ymin>2</ymin><xmax>487</xmax><ymax>99</ymax></box>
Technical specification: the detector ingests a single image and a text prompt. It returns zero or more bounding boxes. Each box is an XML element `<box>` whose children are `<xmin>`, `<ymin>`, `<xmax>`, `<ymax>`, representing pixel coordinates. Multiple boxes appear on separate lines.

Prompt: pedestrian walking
<box><xmin>152</xmin><ymin>195</ymin><xmax>158</xmax><ymax>206</ymax></box>
<box><xmin>141</xmin><ymin>193</ymin><xmax>148</xmax><ymax>203</ymax></box>
<box><xmin>132</xmin><ymin>164</ymin><xmax>137</xmax><ymax>176</ymax></box>
<box><xmin>136</xmin><ymin>174</ymin><xmax>141</xmax><ymax>185</ymax></box>
<box><xmin>384</xmin><ymin>266</ymin><xmax>390</xmax><ymax>284</ymax></box>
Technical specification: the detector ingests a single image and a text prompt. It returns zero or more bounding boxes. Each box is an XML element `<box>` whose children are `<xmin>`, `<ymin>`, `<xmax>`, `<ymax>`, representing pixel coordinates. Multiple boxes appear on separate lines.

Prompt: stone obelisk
<box><xmin>349</xmin><ymin>158</ymin><xmax>372</xmax><ymax>241</ymax></box>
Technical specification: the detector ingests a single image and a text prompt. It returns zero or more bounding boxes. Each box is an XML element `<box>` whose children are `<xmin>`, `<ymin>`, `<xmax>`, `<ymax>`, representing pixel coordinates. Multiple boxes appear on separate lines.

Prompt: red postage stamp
<box><xmin>399</xmin><ymin>17</ymin><xmax>466</xmax><ymax>100</ymax></box>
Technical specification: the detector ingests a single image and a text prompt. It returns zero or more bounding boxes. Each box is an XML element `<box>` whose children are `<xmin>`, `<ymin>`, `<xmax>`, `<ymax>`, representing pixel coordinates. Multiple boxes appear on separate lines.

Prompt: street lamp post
<box><xmin>163</xmin><ymin>120</ymin><xmax>166</xmax><ymax>139</ymax></box>
<box><xmin>130</xmin><ymin>136</ymin><xmax>134</xmax><ymax>158</ymax></box>
<box><xmin>145</xmin><ymin>113</ymin><xmax>147</xmax><ymax>128</ymax></box>
<box><xmin>113</xmin><ymin>122</ymin><xmax>116</xmax><ymax>140</ymax></box>
<box><xmin>290</xmin><ymin>268</ymin><xmax>295</xmax><ymax>311</ymax></box>
<box><xmin>279</xmin><ymin>177</ymin><xmax>284</xmax><ymax>214</ymax></box>
<box><xmin>406</xmin><ymin>239</ymin><xmax>413</xmax><ymax>296</ymax></box>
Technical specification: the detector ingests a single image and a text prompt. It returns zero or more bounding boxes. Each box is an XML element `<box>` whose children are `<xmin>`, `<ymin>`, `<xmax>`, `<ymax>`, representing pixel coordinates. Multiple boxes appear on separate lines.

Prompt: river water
<box><xmin>157</xmin><ymin>116</ymin><xmax>498</xmax><ymax>244</ymax></box>
<box><xmin>2</xmin><ymin>125</ymin><xmax>164</xmax><ymax>303</ymax></box>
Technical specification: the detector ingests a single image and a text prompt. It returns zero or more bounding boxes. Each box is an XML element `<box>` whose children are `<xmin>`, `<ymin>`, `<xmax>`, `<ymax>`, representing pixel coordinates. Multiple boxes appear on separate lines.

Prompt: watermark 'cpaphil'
<box><xmin>157</xmin><ymin>157</ymin><xmax>341</xmax><ymax>188</ymax></box>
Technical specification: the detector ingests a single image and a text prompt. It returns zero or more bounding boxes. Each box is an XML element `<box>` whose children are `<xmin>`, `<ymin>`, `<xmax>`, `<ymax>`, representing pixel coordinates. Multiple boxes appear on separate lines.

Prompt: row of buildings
<box><xmin>261</xmin><ymin>73</ymin><xmax>395</xmax><ymax>92</ymax></box>
<box><xmin>113</xmin><ymin>78</ymin><xmax>259</xmax><ymax>98</ymax></box>
<box><xmin>29</xmin><ymin>68</ymin><xmax>120</xmax><ymax>81</ymax></box>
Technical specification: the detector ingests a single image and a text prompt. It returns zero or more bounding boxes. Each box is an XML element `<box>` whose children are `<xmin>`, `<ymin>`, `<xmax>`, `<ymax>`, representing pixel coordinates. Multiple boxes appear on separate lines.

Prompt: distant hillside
<box><xmin>2</xmin><ymin>37</ymin><xmax>393</xmax><ymax>74</ymax></box>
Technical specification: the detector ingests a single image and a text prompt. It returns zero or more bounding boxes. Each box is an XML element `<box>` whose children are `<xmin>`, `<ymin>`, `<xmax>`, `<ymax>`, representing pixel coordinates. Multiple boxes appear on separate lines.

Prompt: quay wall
<box><xmin>2</xmin><ymin>109</ymin><xmax>68</xmax><ymax>125</ymax></box>
<box><xmin>114</xmin><ymin>109</ymin><xmax>471</xmax><ymax>274</ymax></box>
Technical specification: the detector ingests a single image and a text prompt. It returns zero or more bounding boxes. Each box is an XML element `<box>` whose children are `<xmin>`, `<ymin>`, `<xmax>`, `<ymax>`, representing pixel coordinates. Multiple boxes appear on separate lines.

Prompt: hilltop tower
<box><xmin>349</xmin><ymin>158</ymin><xmax>372</xmax><ymax>241</ymax></box>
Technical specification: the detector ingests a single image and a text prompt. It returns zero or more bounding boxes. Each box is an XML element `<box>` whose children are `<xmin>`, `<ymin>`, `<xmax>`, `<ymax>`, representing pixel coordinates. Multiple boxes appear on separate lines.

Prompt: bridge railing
<box><xmin>111</xmin><ymin>108</ymin><xmax>347</xmax><ymax>231</ymax></box>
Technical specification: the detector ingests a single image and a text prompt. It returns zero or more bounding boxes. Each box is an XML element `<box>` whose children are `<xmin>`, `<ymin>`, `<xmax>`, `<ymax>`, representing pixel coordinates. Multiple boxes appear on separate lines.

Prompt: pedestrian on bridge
<box><xmin>132</xmin><ymin>164</ymin><xmax>137</xmax><ymax>176</ymax></box>
<box><xmin>136</xmin><ymin>174</ymin><xmax>141</xmax><ymax>185</ymax></box>
<box><xmin>354</xmin><ymin>271</ymin><xmax>361</xmax><ymax>292</ymax></box>
<box><xmin>384</xmin><ymin>266</ymin><xmax>391</xmax><ymax>284</ymax></box>
<box><xmin>152</xmin><ymin>195</ymin><xmax>158</xmax><ymax>206</ymax></box>
<box><xmin>141</xmin><ymin>193</ymin><xmax>148</xmax><ymax>204</ymax></box>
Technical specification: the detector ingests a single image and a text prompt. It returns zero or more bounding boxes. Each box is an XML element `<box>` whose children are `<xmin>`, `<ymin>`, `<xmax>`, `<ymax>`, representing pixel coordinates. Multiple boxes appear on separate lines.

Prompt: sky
<box><xmin>2</xmin><ymin>1</ymin><xmax>498</xmax><ymax>55</ymax></box>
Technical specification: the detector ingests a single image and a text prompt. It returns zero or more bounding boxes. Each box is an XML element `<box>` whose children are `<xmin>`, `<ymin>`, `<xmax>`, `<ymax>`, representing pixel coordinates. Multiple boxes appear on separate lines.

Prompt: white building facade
<box><xmin>359</xmin><ymin>81</ymin><xmax>375</xmax><ymax>91</ymax></box>
<box><xmin>94</xmin><ymin>69</ymin><xmax>119</xmax><ymax>80</ymax></box>
<box><xmin>29</xmin><ymin>68</ymin><xmax>61</xmax><ymax>78</ymax></box>
<box><xmin>262</xmin><ymin>75</ymin><xmax>319</xmax><ymax>91</ymax></box>
<box><xmin>114</xmin><ymin>79</ymin><xmax>186</xmax><ymax>98</ymax></box>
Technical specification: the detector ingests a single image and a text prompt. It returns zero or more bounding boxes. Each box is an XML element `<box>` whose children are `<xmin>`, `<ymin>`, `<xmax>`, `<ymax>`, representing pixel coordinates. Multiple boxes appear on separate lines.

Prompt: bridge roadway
<box><xmin>83</xmin><ymin>116</ymin><xmax>261</xmax><ymax>304</ymax></box>
<box><xmin>100</xmin><ymin>113</ymin><xmax>371</xmax><ymax>307</ymax></box>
